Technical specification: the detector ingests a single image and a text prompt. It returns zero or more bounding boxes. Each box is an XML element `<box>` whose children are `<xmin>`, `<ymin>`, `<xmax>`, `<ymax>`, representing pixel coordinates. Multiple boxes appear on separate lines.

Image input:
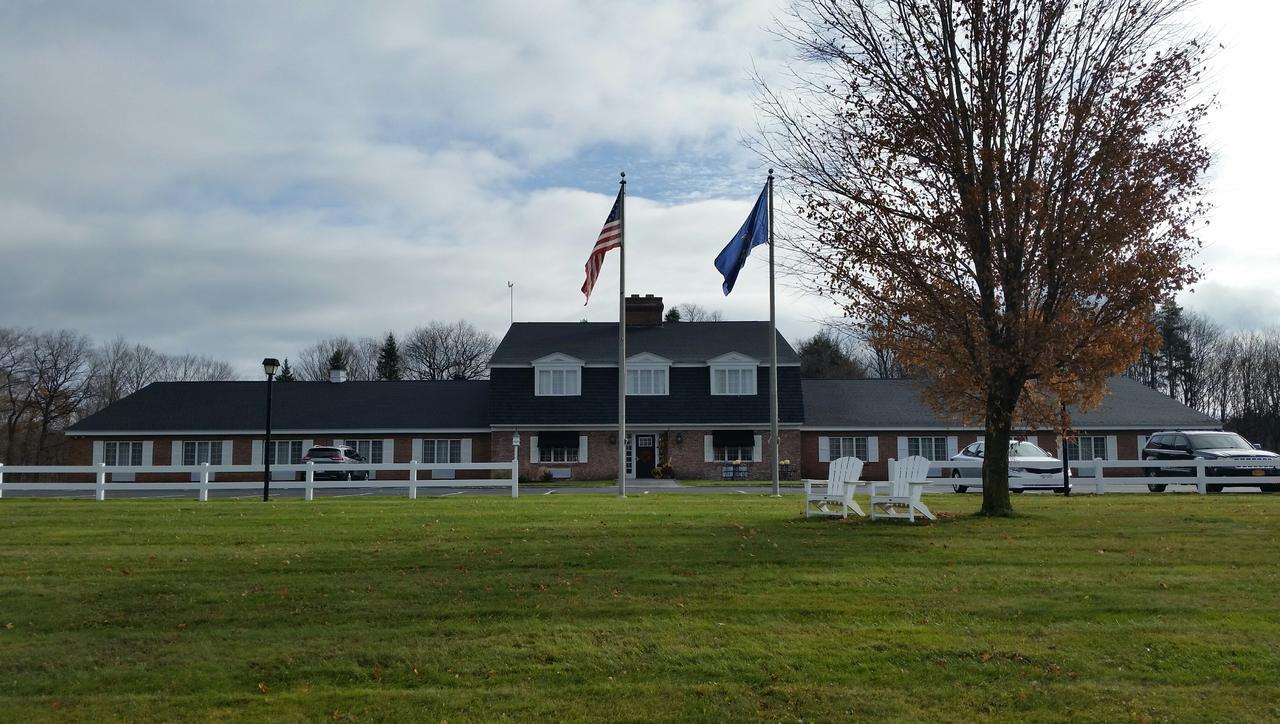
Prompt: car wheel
<box><xmin>1147</xmin><ymin>483</ymin><xmax>1167</xmax><ymax>493</ymax></box>
<box><xmin>1207</xmin><ymin>484</ymin><xmax>1224</xmax><ymax>494</ymax></box>
<box><xmin>1012</xmin><ymin>488</ymin><xmax>1024</xmax><ymax>494</ymax></box>
<box><xmin>950</xmin><ymin>470</ymin><xmax>967</xmax><ymax>493</ymax></box>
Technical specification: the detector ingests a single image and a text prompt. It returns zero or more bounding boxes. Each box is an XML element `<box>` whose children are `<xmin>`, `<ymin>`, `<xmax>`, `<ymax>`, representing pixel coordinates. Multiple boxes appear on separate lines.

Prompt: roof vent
<box><xmin>329</xmin><ymin>367</ymin><xmax>347</xmax><ymax>384</ymax></box>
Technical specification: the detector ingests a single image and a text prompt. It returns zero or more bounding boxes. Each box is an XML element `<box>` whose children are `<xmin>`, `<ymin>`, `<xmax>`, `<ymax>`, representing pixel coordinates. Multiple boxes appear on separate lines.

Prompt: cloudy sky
<box><xmin>1</xmin><ymin>1</ymin><xmax>1275</xmax><ymax>376</ymax></box>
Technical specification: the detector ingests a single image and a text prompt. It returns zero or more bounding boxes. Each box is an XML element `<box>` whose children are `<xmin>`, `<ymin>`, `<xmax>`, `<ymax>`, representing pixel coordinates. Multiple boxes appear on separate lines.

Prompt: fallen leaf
<box><xmin>258</xmin><ymin>682</ymin><xmax>270</xmax><ymax>694</ymax></box>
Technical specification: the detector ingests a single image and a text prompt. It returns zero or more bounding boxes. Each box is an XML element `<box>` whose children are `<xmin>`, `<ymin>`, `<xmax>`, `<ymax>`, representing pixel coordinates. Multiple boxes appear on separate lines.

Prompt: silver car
<box><xmin>949</xmin><ymin>440</ymin><xmax>1070</xmax><ymax>493</ymax></box>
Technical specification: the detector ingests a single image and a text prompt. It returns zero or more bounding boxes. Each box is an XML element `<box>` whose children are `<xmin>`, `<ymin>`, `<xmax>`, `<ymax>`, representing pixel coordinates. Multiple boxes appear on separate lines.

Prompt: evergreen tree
<box><xmin>277</xmin><ymin>358</ymin><xmax>296</xmax><ymax>382</ymax></box>
<box><xmin>664</xmin><ymin>308</ymin><xmax>682</xmax><ymax>322</ymax></box>
<box><xmin>327</xmin><ymin>347</ymin><xmax>348</xmax><ymax>371</ymax></box>
<box><xmin>376</xmin><ymin>333</ymin><xmax>402</xmax><ymax>381</ymax></box>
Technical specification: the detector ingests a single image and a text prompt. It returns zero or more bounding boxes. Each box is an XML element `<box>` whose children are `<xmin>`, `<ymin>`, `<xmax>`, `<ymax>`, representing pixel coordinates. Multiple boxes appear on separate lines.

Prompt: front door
<box><xmin>636</xmin><ymin>435</ymin><xmax>656</xmax><ymax>477</ymax></box>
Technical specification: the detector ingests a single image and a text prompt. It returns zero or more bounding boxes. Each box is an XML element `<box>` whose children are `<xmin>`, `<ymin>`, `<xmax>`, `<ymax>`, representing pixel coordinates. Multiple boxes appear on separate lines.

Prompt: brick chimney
<box><xmin>625</xmin><ymin>294</ymin><xmax>664</xmax><ymax>326</ymax></box>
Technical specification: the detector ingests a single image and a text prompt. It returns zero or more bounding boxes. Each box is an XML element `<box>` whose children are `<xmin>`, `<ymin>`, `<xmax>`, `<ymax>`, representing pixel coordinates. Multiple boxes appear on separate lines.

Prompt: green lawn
<box><xmin>1</xmin><ymin>494</ymin><xmax>1278</xmax><ymax>722</ymax></box>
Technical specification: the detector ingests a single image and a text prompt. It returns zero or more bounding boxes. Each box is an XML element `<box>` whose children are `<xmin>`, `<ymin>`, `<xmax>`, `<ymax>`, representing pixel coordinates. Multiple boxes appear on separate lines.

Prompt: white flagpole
<box><xmin>768</xmin><ymin>169</ymin><xmax>780</xmax><ymax>497</ymax></box>
<box><xmin>617</xmin><ymin>172</ymin><xmax>627</xmax><ymax>498</ymax></box>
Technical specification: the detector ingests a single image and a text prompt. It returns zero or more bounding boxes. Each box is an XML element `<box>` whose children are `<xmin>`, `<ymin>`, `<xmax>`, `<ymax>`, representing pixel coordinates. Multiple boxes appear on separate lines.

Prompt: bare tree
<box><xmin>756</xmin><ymin>0</ymin><xmax>1210</xmax><ymax>514</ymax></box>
<box><xmin>28</xmin><ymin>330</ymin><xmax>94</xmax><ymax>463</ymax></box>
<box><xmin>402</xmin><ymin>321</ymin><xmax>497</xmax><ymax>380</ymax></box>
<box><xmin>666</xmin><ymin>303</ymin><xmax>724</xmax><ymax>322</ymax></box>
<box><xmin>294</xmin><ymin>337</ymin><xmax>377</xmax><ymax>381</ymax></box>
<box><xmin>0</xmin><ymin>327</ymin><xmax>35</xmax><ymax>462</ymax></box>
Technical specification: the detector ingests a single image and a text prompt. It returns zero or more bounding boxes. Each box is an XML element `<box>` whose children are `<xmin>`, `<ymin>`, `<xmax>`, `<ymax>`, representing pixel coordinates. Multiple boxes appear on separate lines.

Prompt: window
<box><xmin>830</xmin><ymin>437</ymin><xmax>869</xmax><ymax>461</ymax></box>
<box><xmin>422</xmin><ymin>439</ymin><xmax>462</xmax><ymax>464</ymax></box>
<box><xmin>906</xmin><ymin>436</ymin><xmax>948</xmax><ymax>461</ymax></box>
<box><xmin>536</xmin><ymin>368</ymin><xmax>580</xmax><ymax>396</ymax></box>
<box><xmin>626</xmin><ymin>368</ymin><xmax>668</xmax><ymax>395</ymax></box>
<box><xmin>269</xmin><ymin>440</ymin><xmax>303</xmax><ymax>465</ymax></box>
<box><xmin>1065</xmin><ymin>436</ymin><xmax>1107</xmax><ymax>461</ymax></box>
<box><xmin>713</xmin><ymin>445</ymin><xmax>753</xmax><ymax>462</ymax></box>
<box><xmin>182</xmin><ymin>441</ymin><xmax>223</xmax><ymax>466</ymax></box>
<box><xmin>711</xmin><ymin>366</ymin><xmax>756</xmax><ymax>395</ymax></box>
<box><xmin>346</xmin><ymin>439</ymin><xmax>385</xmax><ymax>464</ymax></box>
<box><xmin>103</xmin><ymin>441</ymin><xmax>143</xmax><ymax>466</ymax></box>
<box><xmin>539</xmin><ymin>445</ymin><xmax>580</xmax><ymax>463</ymax></box>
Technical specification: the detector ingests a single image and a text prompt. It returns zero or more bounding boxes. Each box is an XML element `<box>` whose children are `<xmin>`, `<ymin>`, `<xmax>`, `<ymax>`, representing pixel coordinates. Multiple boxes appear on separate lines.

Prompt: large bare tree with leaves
<box><xmin>758</xmin><ymin>0</ymin><xmax>1210</xmax><ymax>514</ymax></box>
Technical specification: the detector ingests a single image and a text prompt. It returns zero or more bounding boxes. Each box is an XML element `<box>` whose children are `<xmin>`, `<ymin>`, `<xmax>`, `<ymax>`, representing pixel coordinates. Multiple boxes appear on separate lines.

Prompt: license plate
<box><xmin>1252</xmin><ymin>469</ymin><xmax>1265</xmax><ymax>476</ymax></box>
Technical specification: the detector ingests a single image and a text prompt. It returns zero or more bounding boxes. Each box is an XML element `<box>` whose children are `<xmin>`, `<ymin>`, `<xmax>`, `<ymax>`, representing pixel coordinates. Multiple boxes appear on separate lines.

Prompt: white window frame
<box><xmin>533</xmin><ymin>353</ymin><xmax>584</xmax><ymax>397</ymax></box>
<box><xmin>1065</xmin><ymin>436</ymin><xmax>1108</xmax><ymax>461</ymax></box>
<box><xmin>103</xmin><ymin>441</ymin><xmax>144</xmax><ymax>467</ymax></box>
<box><xmin>713</xmin><ymin>444</ymin><xmax>754</xmax><ymax>462</ymax></box>
<box><xmin>422</xmin><ymin>439</ymin><xmax>463</xmax><ymax>464</ymax></box>
<box><xmin>709</xmin><ymin>353</ymin><xmax>759</xmax><ymax>396</ymax></box>
<box><xmin>830</xmin><ymin>436</ymin><xmax>869</xmax><ymax>461</ymax></box>
<box><xmin>269</xmin><ymin>440</ymin><xmax>303</xmax><ymax>465</ymax></box>
<box><xmin>182</xmin><ymin>441</ymin><xmax>223</xmax><ymax>466</ymax></box>
<box><xmin>539</xmin><ymin>445</ymin><xmax>580</xmax><ymax>463</ymax></box>
<box><xmin>345</xmin><ymin>439</ymin><xmax>386</xmax><ymax>464</ymax></box>
<box><xmin>626</xmin><ymin>353</ymin><xmax>671</xmax><ymax>396</ymax></box>
<box><xmin>906</xmin><ymin>436</ymin><xmax>949</xmax><ymax>462</ymax></box>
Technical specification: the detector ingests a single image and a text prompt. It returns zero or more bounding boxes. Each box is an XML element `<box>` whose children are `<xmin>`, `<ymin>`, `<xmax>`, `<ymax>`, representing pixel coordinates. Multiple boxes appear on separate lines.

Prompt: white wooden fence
<box><xmin>0</xmin><ymin>459</ymin><xmax>520</xmax><ymax>501</ymax></box>
<box><xmin>939</xmin><ymin>457</ymin><xmax>1280</xmax><ymax>494</ymax></box>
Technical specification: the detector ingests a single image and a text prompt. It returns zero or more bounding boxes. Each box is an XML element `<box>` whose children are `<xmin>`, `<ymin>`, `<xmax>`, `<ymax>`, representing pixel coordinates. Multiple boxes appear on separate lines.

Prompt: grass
<box><xmin>1</xmin><ymin>494</ymin><xmax>1278</xmax><ymax>722</ymax></box>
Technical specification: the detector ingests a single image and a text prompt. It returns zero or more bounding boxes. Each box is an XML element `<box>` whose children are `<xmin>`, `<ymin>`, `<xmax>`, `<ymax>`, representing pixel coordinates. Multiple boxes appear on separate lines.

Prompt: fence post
<box><xmin>305</xmin><ymin>462</ymin><xmax>315</xmax><ymax>501</ymax></box>
<box><xmin>511</xmin><ymin>455</ymin><xmax>519</xmax><ymax>498</ymax></box>
<box><xmin>96</xmin><ymin>462</ymin><xmax>107</xmax><ymax>501</ymax></box>
<box><xmin>0</xmin><ymin>462</ymin><xmax>5</xmax><ymax>499</ymax></box>
<box><xmin>1094</xmin><ymin>458</ymin><xmax>1104</xmax><ymax>495</ymax></box>
<box><xmin>199</xmin><ymin>463</ymin><xmax>210</xmax><ymax>502</ymax></box>
<box><xmin>1195</xmin><ymin>458</ymin><xmax>1207</xmax><ymax>495</ymax></box>
<box><xmin>408</xmin><ymin>460</ymin><xmax>418</xmax><ymax>500</ymax></box>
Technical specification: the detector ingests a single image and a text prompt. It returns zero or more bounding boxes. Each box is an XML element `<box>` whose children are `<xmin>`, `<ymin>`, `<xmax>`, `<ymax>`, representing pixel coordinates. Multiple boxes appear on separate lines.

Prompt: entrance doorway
<box><xmin>635</xmin><ymin>434</ymin><xmax>656</xmax><ymax>477</ymax></box>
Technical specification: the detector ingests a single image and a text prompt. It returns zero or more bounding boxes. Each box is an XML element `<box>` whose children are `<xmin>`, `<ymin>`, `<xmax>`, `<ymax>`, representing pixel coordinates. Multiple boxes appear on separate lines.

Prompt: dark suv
<box><xmin>301</xmin><ymin>445</ymin><xmax>370</xmax><ymax>481</ymax></box>
<box><xmin>1141</xmin><ymin>431</ymin><xmax>1280</xmax><ymax>493</ymax></box>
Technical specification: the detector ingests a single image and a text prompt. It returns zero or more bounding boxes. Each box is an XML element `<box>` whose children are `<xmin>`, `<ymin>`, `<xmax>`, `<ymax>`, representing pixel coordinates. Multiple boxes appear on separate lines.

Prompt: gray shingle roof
<box><xmin>67</xmin><ymin>380</ymin><xmax>489</xmax><ymax>433</ymax></box>
<box><xmin>489</xmin><ymin>322</ymin><xmax>800</xmax><ymax>366</ymax></box>
<box><xmin>802</xmin><ymin>376</ymin><xmax>1221</xmax><ymax>430</ymax></box>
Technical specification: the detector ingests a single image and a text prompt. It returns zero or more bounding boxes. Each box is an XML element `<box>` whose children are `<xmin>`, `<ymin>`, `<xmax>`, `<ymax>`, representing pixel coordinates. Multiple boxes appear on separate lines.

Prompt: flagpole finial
<box><xmin>768</xmin><ymin>168</ymin><xmax>774</xmax><ymax>177</ymax></box>
<box><xmin>620</xmin><ymin>171</ymin><xmax>626</xmax><ymax>186</ymax></box>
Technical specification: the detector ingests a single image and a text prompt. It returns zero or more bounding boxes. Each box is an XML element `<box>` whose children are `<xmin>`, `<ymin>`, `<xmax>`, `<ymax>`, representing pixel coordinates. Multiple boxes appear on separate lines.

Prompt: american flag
<box><xmin>581</xmin><ymin>188</ymin><xmax>623</xmax><ymax>303</ymax></box>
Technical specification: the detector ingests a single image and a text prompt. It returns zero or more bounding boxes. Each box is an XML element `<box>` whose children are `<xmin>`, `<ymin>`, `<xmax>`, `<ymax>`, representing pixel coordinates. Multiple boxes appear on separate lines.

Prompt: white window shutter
<box><xmin>302</xmin><ymin>439</ymin><xmax>314</xmax><ymax>454</ymax></box>
<box><xmin>753</xmin><ymin>435</ymin><xmax>763</xmax><ymax>462</ymax></box>
<box><xmin>818</xmin><ymin>436</ymin><xmax>830</xmax><ymax>463</ymax></box>
<box><xmin>578</xmin><ymin>435</ymin><xmax>588</xmax><ymax>463</ymax></box>
<box><xmin>411</xmin><ymin>438</ymin><xmax>423</xmax><ymax>462</ymax></box>
<box><xmin>703</xmin><ymin>434</ymin><xmax>713</xmax><ymax>463</ymax></box>
<box><xmin>461</xmin><ymin>438</ymin><xmax>473</xmax><ymax>463</ymax></box>
<box><xmin>223</xmin><ymin>440</ymin><xmax>234</xmax><ymax>464</ymax></box>
<box><xmin>251</xmin><ymin>440</ymin><xmax>263</xmax><ymax>466</ymax></box>
<box><xmin>382</xmin><ymin>439</ymin><xmax>395</xmax><ymax>464</ymax></box>
<box><xmin>141</xmin><ymin>441</ymin><xmax>153</xmax><ymax>466</ymax></box>
<box><xmin>171</xmin><ymin>441</ymin><xmax>182</xmax><ymax>466</ymax></box>
<box><xmin>1106</xmin><ymin>435</ymin><xmax>1118</xmax><ymax>460</ymax></box>
<box><xmin>897</xmin><ymin>437</ymin><xmax>909</xmax><ymax>460</ymax></box>
<box><xmin>947</xmin><ymin>436</ymin><xmax>959</xmax><ymax>458</ymax></box>
<box><xmin>866</xmin><ymin>436</ymin><xmax>879</xmax><ymax>462</ymax></box>
<box><xmin>92</xmin><ymin>441</ymin><xmax>104</xmax><ymax>464</ymax></box>
<box><xmin>530</xmin><ymin>436</ymin><xmax>539</xmax><ymax>463</ymax></box>
<box><xmin>1137</xmin><ymin>435</ymin><xmax>1149</xmax><ymax>459</ymax></box>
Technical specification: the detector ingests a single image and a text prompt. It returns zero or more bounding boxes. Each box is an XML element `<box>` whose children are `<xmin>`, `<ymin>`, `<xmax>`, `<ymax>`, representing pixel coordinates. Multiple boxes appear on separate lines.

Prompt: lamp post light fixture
<box><xmin>262</xmin><ymin>357</ymin><xmax>280</xmax><ymax>502</ymax></box>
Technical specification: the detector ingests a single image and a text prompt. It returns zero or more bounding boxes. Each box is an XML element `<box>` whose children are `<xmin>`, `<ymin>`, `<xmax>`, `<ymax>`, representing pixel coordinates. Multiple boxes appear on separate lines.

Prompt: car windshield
<box><xmin>1009</xmin><ymin>442</ymin><xmax>1049</xmax><ymax>458</ymax></box>
<box><xmin>1192</xmin><ymin>433</ymin><xmax>1252</xmax><ymax>450</ymax></box>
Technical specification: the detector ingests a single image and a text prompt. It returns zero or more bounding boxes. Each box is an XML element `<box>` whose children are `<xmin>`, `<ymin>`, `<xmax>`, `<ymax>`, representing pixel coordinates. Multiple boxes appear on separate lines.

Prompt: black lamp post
<box><xmin>262</xmin><ymin>357</ymin><xmax>280</xmax><ymax>501</ymax></box>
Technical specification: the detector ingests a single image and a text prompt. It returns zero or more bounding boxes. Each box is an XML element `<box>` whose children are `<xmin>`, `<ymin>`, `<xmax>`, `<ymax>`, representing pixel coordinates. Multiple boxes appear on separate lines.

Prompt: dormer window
<box><xmin>625</xmin><ymin>353</ymin><xmax>671</xmax><ymax>396</ymax></box>
<box><xmin>533</xmin><ymin>353</ymin><xmax>584</xmax><ymax>397</ymax></box>
<box><xmin>709</xmin><ymin>353</ymin><xmax>759</xmax><ymax>396</ymax></box>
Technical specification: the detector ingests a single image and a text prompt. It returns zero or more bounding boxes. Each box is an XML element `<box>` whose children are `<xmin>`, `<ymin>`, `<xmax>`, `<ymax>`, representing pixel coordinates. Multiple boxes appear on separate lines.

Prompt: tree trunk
<box><xmin>980</xmin><ymin>371</ymin><xmax>1023</xmax><ymax>516</ymax></box>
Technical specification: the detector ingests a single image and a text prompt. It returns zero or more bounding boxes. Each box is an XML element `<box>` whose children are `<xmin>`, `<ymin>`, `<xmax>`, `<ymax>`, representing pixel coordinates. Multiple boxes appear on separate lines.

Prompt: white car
<box><xmin>949</xmin><ymin>441</ymin><xmax>1070</xmax><ymax>493</ymax></box>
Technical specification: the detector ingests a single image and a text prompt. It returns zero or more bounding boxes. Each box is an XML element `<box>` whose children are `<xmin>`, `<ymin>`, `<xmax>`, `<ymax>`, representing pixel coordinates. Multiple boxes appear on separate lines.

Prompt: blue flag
<box><xmin>713</xmin><ymin>183</ymin><xmax>769</xmax><ymax>295</ymax></box>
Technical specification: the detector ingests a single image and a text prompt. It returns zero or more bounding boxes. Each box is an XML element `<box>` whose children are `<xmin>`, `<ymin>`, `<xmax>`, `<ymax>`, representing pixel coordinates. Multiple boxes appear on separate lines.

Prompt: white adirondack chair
<box><xmin>803</xmin><ymin>456</ymin><xmax>866</xmax><ymax>518</ymax></box>
<box><xmin>870</xmin><ymin>455</ymin><xmax>937</xmax><ymax>522</ymax></box>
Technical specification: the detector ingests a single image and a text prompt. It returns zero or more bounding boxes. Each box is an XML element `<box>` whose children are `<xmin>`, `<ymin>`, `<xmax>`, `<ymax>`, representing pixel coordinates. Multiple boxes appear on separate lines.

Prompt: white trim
<box><xmin>703</xmin><ymin>434</ymin><xmax>713</xmax><ymax>463</ymax></box>
<box><xmin>383</xmin><ymin>438</ymin><xmax>396</xmax><ymax>464</ymax></box>
<box><xmin>170</xmin><ymin>441</ymin><xmax>181</xmax><ymax>466</ymax></box>
<box><xmin>486</xmin><ymin>361</ymin><xmax>802</xmax><ymax>369</ymax></box>
<box><xmin>412</xmin><ymin>439</ymin><xmax>422</xmax><ymax>463</ymax></box>
<box><xmin>68</xmin><ymin>427</ymin><xmax>493</xmax><ymax>436</ymax></box>
<box><xmin>1137</xmin><ymin>435</ymin><xmax>1150</xmax><ymax>459</ymax></box>
<box><xmin>797</xmin><ymin>424</ymin><xmax>1222</xmax><ymax>432</ymax></box>
<box><xmin>1106</xmin><ymin>435</ymin><xmax>1118</xmax><ymax>461</ymax></box>
<box><xmin>251</xmin><ymin>440</ymin><xmax>263</xmax><ymax>466</ymax></box>
<box><xmin>707</xmin><ymin>352</ymin><xmax>760</xmax><ymax>365</ymax></box>
<box><xmin>752</xmin><ymin>435</ymin><xmax>763</xmax><ymax>463</ymax></box>
<box><xmin>530</xmin><ymin>435</ymin><xmax>539</xmax><ymax>463</ymax></box>
<box><xmin>529</xmin><ymin>353</ymin><xmax>586</xmax><ymax>366</ymax></box>
<box><xmin>896</xmin><ymin>437</ymin><xmax>908</xmax><ymax>460</ymax></box>
<box><xmin>626</xmin><ymin>352</ymin><xmax>673</xmax><ymax>365</ymax></box>
<box><xmin>222</xmin><ymin>440</ymin><xmax>234</xmax><ymax>464</ymax></box>
<box><xmin>946</xmin><ymin>436</ymin><xmax>958</xmax><ymax>458</ymax></box>
<box><xmin>461</xmin><ymin>438</ymin><xmax>472</xmax><ymax>463</ymax></box>
<box><xmin>578</xmin><ymin>435</ymin><xmax>588</xmax><ymax>463</ymax></box>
